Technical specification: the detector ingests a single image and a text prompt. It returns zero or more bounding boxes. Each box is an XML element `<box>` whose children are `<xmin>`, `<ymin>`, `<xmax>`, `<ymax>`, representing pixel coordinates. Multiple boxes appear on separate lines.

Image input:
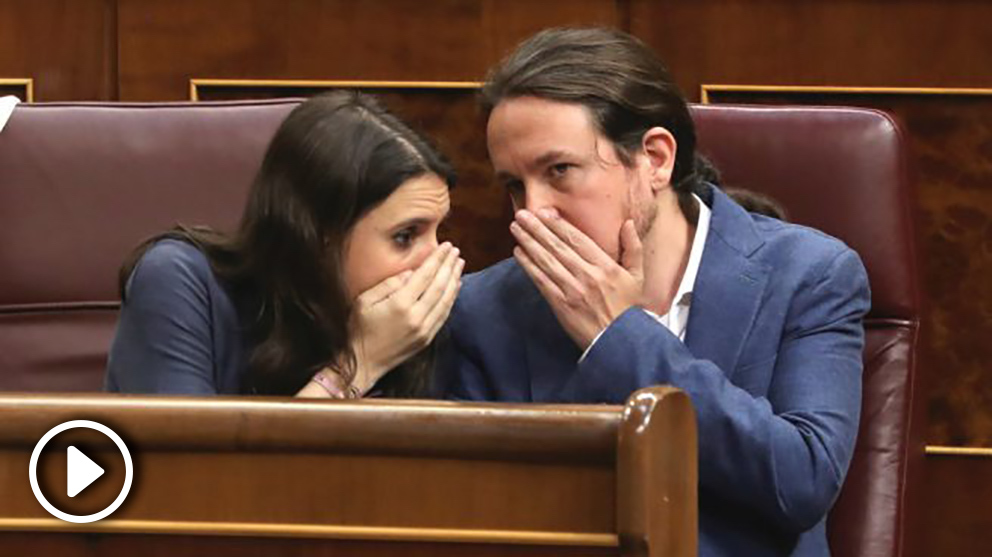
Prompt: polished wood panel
<box><xmin>0</xmin><ymin>395</ymin><xmax>619</xmax><ymax>459</ymax></box>
<box><xmin>0</xmin><ymin>388</ymin><xmax>696</xmax><ymax>556</ymax></box>
<box><xmin>478</xmin><ymin>0</ymin><xmax>621</xmax><ymax>62</ymax></box>
<box><xmin>0</xmin><ymin>519</ymin><xmax>616</xmax><ymax>545</ymax></box>
<box><xmin>631</xmin><ymin>0</ymin><xmax>992</xmax><ymax>103</ymax></box>
<box><xmin>188</xmin><ymin>79</ymin><xmax>483</xmax><ymax>102</ymax></box>
<box><xmin>617</xmin><ymin>388</ymin><xmax>697</xmax><ymax>556</ymax></box>
<box><xmin>0</xmin><ymin>532</ymin><xmax>616</xmax><ymax>557</ymax></box>
<box><xmin>117</xmin><ymin>0</ymin><xmax>619</xmax><ymax>101</ymax></box>
<box><xmin>4</xmin><ymin>452</ymin><xmax>616</xmax><ymax>531</ymax></box>
<box><xmin>919</xmin><ymin>453</ymin><xmax>992</xmax><ymax>557</ymax></box>
<box><xmin>704</xmin><ymin>86</ymin><xmax>992</xmax><ymax>449</ymax></box>
<box><xmin>0</xmin><ymin>0</ymin><xmax>115</xmax><ymax>101</ymax></box>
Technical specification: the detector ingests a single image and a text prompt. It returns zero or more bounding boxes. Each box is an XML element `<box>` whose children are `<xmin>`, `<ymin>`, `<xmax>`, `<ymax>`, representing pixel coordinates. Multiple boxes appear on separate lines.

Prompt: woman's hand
<box><xmin>348</xmin><ymin>242</ymin><xmax>464</xmax><ymax>394</ymax></box>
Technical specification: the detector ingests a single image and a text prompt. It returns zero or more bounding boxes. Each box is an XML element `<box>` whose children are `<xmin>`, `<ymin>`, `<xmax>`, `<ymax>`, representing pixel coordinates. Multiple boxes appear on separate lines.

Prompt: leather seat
<box><xmin>0</xmin><ymin>99</ymin><xmax>298</xmax><ymax>391</ymax></box>
<box><xmin>692</xmin><ymin>104</ymin><xmax>923</xmax><ymax>557</ymax></box>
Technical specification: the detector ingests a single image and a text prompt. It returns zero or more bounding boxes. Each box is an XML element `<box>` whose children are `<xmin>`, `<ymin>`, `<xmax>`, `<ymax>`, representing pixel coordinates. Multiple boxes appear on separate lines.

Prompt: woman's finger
<box><xmin>415</xmin><ymin>246</ymin><xmax>461</xmax><ymax>312</ymax></box>
<box><xmin>396</xmin><ymin>242</ymin><xmax>453</xmax><ymax>304</ymax></box>
<box><xmin>423</xmin><ymin>257</ymin><xmax>465</xmax><ymax>338</ymax></box>
<box><xmin>355</xmin><ymin>269</ymin><xmax>413</xmax><ymax>306</ymax></box>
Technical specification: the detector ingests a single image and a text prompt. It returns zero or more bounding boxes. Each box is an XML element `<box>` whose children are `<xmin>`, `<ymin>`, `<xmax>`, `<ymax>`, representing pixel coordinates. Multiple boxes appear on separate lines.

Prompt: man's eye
<box><xmin>504</xmin><ymin>179</ymin><xmax>524</xmax><ymax>193</ymax></box>
<box><xmin>549</xmin><ymin>163</ymin><xmax>571</xmax><ymax>179</ymax></box>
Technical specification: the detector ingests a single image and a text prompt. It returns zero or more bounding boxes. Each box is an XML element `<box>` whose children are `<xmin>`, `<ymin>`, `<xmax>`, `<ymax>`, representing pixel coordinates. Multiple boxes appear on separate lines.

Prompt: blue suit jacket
<box><xmin>440</xmin><ymin>186</ymin><xmax>870</xmax><ymax>557</ymax></box>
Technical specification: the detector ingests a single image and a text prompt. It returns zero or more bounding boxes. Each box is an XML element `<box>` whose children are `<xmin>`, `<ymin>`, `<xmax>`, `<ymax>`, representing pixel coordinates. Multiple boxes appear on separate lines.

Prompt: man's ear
<box><xmin>641</xmin><ymin>127</ymin><xmax>677</xmax><ymax>193</ymax></box>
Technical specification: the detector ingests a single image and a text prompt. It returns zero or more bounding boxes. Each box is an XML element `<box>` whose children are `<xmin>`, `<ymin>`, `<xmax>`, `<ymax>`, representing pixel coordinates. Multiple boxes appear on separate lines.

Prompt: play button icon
<box><xmin>67</xmin><ymin>446</ymin><xmax>105</xmax><ymax>497</ymax></box>
<box><xmin>29</xmin><ymin>420</ymin><xmax>133</xmax><ymax>523</ymax></box>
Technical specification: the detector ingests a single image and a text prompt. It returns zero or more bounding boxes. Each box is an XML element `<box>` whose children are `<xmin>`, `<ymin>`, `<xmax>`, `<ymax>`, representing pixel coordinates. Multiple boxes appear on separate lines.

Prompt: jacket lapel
<box><xmin>684</xmin><ymin>187</ymin><xmax>770</xmax><ymax>380</ymax></box>
<box><xmin>523</xmin><ymin>285</ymin><xmax>582</xmax><ymax>402</ymax></box>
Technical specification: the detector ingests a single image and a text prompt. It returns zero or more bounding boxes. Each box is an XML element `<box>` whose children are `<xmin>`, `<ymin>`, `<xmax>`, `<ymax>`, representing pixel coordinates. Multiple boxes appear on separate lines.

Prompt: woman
<box><xmin>105</xmin><ymin>91</ymin><xmax>463</xmax><ymax>398</ymax></box>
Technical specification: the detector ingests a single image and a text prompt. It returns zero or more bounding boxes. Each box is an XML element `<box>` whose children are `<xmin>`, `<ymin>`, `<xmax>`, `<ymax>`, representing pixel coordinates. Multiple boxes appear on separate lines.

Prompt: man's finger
<box><xmin>532</xmin><ymin>208</ymin><xmax>615</xmax><ymax>267</ymax></box>
<box><xmin>514</xmin><ymin>210</ymin><xmax>591</xmax><ymax>276</ymax></box>
<box><xmin>620</xmin><ymin>219</ymin><xmax>644</xmax><ymax>280</ymax></box>
<box><xmin>511</xmin><ymin>221</ymin><xmax>584</xmax><ymax>299</ymax></box>
<box><xmin>514</xmin><ymin>245</ymin><xmax>567</xmax><ymax>304</ymax></box>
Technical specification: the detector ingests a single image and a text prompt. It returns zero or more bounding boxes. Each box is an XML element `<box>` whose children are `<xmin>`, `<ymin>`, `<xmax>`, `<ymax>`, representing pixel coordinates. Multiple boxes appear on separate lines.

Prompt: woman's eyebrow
<box><xmin>390</xmin><ymin>212</ymin><xmax>448</xmax><ymax>231</ymax></box>
<box><xmin>391</xmin><ymin>217</ymin><xmax>430</xmax><ymax>230</ymax></box>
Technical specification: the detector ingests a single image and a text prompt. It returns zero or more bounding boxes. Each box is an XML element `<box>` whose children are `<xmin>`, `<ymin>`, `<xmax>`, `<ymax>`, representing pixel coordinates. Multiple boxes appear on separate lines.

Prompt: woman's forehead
<box><xmin>369</xmin><ymin>174</ymin><xmax>451</xmax><ymax>224</ymax></box>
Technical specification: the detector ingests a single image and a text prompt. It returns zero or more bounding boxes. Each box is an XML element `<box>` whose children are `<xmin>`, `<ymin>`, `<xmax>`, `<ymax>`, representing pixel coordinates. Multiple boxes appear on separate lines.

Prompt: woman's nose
<box><xmin>410</xmin><ymin>236</ymin><xmax>440</xmax><ymax>268</ymax></box>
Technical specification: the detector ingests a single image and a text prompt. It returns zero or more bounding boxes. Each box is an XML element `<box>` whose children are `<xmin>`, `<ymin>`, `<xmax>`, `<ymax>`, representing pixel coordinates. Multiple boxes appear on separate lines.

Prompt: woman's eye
<box><xmin>392</xmin><ymin>229</ymin><xmax>416</xmax><ymax>249</ymax></box>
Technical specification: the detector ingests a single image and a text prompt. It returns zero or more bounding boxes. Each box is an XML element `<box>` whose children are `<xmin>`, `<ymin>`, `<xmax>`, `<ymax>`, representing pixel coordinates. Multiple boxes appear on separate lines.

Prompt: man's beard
<box><xmin>633</xmin><ymin>199</ymin><xmax>658</xmax><ymax>238</ymax></box>
<box><xmin>624</xmin><ymin>172</ymin><xmax>660</xmax><ymax>241</ymax></box>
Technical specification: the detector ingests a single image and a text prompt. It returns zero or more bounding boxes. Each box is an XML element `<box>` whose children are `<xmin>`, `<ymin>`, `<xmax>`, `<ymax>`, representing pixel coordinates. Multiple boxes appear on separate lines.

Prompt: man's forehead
<box><xmin>489</xmin><ymin>103</ymin><xmax>604</xmax><ymax>162</ymax></box>
<box><xmin>490</xmin><ymin>96</ymin><xmax>598</xmax><ymax>135</ymax></box>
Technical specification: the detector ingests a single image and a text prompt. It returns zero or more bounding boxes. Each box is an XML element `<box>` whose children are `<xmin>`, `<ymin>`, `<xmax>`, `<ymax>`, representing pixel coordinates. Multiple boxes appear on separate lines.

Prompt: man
<box><xmin>441</xmin><ymin>27</ymin><xmax>869</xmax><ymax>557</ymax></box>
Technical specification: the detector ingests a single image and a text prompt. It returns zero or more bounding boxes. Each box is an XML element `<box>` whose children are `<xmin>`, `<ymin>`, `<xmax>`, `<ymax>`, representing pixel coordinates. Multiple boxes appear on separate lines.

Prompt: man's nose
<box><xmin>523</xmin><ymin>184</ymin><xmax>555</xmax><ymax>214</ymax></box>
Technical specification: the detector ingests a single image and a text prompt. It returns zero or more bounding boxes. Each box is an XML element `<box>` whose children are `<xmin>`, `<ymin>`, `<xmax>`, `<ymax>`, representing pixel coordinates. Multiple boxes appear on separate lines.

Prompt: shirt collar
<box><xmin>671</xmin><ymin>193</ymin><xmax>711</xmax><ymax>309</ymax></box>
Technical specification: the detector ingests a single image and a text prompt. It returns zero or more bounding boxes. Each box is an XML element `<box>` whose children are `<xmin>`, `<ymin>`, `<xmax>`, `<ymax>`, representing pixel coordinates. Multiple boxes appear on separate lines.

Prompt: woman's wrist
<box><xmin>309</xmin><ymin>368</ymin><xmax>361</xmax><ymax>399</ymax></box>
<box><xmin>348</xmin><ymin>360</ymin><xmax>379</xmax><ymax>396</ymax></box>
<box><xmin>349</xmin><ymin>348</ymin><xmax>386</xmax><ymax>396</ymax></box>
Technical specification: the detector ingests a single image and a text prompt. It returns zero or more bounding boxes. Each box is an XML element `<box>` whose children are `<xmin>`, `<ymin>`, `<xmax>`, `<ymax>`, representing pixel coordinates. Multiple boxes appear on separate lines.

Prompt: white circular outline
<box><xmin>29</xmin><ymin>419</ymin><xmax>133</xmax><ymax>524</ymax></box>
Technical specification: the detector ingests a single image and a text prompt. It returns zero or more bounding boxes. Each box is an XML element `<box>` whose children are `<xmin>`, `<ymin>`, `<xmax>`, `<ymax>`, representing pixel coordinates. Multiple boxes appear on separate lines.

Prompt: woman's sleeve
<box><xmin>105</xmin><ymin>243</ymin><xmax>219</xmax><ymax>394</ymax></box>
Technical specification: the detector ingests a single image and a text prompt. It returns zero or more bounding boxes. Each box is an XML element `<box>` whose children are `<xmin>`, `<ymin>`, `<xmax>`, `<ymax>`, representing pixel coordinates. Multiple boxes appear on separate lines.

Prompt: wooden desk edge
<box><xmin>0</xmin><ymin>518</ymin><xmax>618</xmax><ymax>547</ymax></box>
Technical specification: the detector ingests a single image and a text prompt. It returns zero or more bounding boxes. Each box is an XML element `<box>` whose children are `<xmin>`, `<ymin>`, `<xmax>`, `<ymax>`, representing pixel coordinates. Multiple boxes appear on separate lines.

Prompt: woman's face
<box><xmin>341</xmin><ymin>173</ymin><xmax>451</xmax><ymax>299</ymax></box>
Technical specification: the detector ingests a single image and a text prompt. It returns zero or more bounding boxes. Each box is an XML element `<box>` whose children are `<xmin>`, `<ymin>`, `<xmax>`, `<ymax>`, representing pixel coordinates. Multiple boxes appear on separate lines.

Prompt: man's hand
<box><xmin>510</xmin><ymin>208</ymin><xmax>644</xmax><ymax>350</ymax></box>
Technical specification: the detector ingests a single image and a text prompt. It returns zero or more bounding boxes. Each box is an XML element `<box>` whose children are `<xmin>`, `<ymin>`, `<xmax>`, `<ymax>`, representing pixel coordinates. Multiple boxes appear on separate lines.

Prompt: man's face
<box><xmin>486</xmin><ymin>96</ymin><xmax>655</xmax><ymax>260</ymax></box>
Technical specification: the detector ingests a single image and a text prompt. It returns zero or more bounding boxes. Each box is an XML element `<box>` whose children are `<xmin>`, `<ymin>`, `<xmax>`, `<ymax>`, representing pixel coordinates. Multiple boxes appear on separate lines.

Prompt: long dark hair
<box><xmin>119</xmin><ymin>91</ymin><xmax>456</xmax><ymax>396</ymax></box>
<box><xmin>481</xmin><ymin>27</ymin><xmax>715</xmax><ymax>216</ymax></box>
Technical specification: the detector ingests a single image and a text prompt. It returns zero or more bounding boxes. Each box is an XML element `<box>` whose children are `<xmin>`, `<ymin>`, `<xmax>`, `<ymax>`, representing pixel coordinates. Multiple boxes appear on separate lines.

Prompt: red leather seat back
<box><xmin>0</xmin><ymin>99</ymin><xmax>300</xmax><ymax>391</ymax></box>
<box><xmin>692</xmin><ymin>104</ymin><xmax>923</xmax><ymax>557</ymax></box>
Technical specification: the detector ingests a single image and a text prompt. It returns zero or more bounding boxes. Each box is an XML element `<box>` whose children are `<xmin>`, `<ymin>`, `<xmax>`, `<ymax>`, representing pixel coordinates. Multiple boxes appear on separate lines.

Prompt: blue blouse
<box><xmin>105</xmin><ymin>239</ymin><xmax>249</xmax><ymax>394</ymax></box>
